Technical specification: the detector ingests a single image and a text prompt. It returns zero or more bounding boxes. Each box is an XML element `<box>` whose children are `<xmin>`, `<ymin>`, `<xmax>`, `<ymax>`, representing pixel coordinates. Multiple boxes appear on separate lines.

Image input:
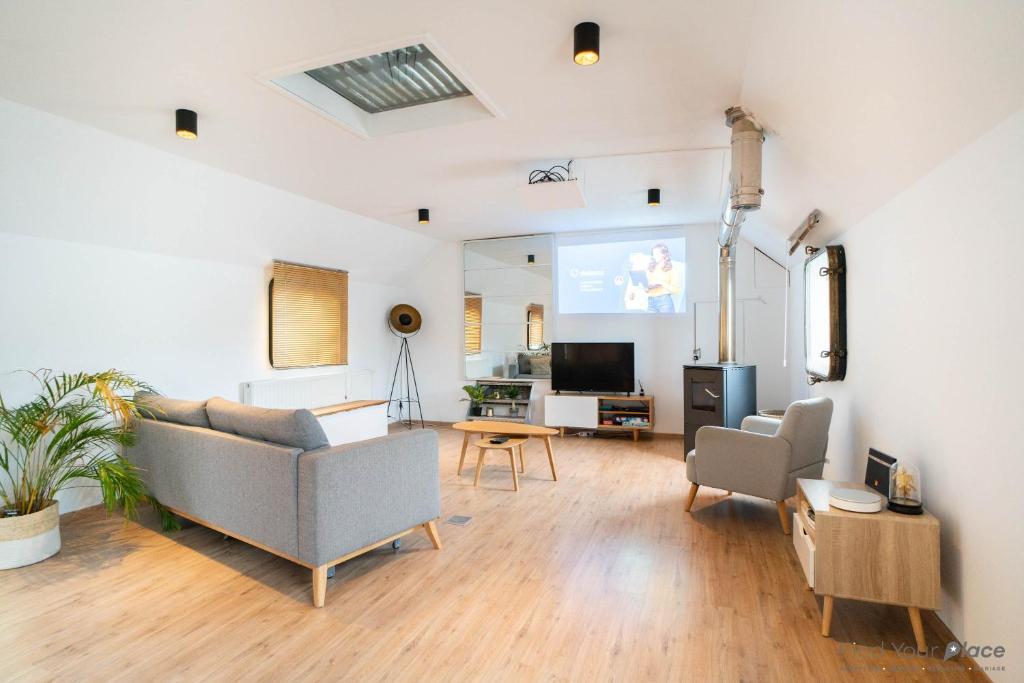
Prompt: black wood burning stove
<box><xmin>683</xmin><ymin>364</ymin><xmax>756</xmax><ymax>455</ymax></box>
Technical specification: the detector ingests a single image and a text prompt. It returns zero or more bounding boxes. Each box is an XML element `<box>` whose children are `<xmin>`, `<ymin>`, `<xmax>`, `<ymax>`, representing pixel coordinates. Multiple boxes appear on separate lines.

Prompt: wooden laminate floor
<box><xmin>1</xmin><ymin>426</ymin><xmax>985</xmax><ymax>682</ymax></box>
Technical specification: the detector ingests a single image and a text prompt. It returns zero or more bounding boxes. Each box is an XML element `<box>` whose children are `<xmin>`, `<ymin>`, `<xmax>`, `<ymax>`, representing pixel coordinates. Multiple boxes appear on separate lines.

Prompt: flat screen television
<box><xmin>551</xmin><ymin>342</ymin><xmax>635</xmax><ymax>393</ymax></box>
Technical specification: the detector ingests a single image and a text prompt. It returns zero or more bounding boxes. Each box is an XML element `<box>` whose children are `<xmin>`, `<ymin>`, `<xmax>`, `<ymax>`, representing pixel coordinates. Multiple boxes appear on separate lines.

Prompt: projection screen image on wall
<box><xmin>557</xmin><ymin>236</ymin><xmax>686</xmax><ymax>314</ymax></box>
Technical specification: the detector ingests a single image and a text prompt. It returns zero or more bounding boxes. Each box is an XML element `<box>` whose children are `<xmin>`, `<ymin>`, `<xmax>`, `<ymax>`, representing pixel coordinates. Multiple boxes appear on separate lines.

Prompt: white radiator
<box><xmin>240</xmin><ymin>370</ymin><xmax>373</xmax><ymax>409</ymax></box>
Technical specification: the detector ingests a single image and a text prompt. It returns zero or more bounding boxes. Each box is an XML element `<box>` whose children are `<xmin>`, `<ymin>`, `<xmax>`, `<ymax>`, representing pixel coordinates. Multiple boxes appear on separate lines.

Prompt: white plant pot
<box><xmin>0</xmin><ymin>501</ymin><xmax>61</xmax><ymax>570</ymax></box>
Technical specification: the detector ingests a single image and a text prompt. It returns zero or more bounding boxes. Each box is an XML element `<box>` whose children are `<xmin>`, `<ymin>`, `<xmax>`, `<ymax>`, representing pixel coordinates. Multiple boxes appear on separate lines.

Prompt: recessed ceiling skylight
<box><xmin>261</xmin><ymin>37</ymin><xmax>500</xmax><ymax>139</ymax></box>
<box><xmin>304</xmin><ymin>44</ymin><xmax>470</xmax><ymax>114</ymax></box>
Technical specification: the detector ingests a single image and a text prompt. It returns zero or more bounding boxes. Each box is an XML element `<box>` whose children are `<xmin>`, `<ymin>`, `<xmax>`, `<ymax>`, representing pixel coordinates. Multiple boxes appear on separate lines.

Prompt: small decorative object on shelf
<box><xmin>828</xmin><ymin>487</ymin><xmax>882</xmax><ymax>513</ymax></box>
<box><xmin>865</xmin><ymin>448</ymin><xmax>896</xmax><ymax>496</ymax></box>
<box><xmin>505</xmin><ymin>386</ymin><xmax>522</xmax><ymax>417</ymax></box>
<box><xmin>888</xmin><ymin>462</ymin><xmax>923</xmax><ymax>515</ymax></box>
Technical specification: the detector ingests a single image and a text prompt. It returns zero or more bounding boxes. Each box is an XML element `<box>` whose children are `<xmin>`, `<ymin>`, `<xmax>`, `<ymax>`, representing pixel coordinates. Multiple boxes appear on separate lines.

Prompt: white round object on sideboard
<box><xmin>828</xmin><ymin>488</ymin><xmax>883</xmax><ymax>513</ymax></box>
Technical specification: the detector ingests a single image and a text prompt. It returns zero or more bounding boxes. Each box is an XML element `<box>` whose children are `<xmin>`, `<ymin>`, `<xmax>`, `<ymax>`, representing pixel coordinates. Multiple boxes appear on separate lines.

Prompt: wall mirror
<box><xmin>804</xmin><ymin>245</ymin><xmax>847</xmax><ymax>383</ymax></box>
<box><xmin>464</xmin><ymin>235</ymin><xmax>553</xmax><ymax>380</ymax></box>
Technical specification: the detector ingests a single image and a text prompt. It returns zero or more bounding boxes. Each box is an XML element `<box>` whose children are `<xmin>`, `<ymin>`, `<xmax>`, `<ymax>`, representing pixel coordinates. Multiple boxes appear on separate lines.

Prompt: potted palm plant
<box><xmin>0</xmin><ymin>369</ymin><xmax>173</xmax><ymax>570</ymax></box>
<box><xmin>460</xmin><ymin>385</ymin><xmax>487</xmax><ymax>416</ymax></box>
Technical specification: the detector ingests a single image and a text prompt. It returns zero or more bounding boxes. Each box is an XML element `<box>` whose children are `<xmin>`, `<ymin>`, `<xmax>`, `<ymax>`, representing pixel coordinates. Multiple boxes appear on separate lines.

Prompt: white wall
<box><xmin>403</xmin><ymin>242</ymin><xmax>468</xmax><ymax>423</ymax></box>
<box><xmin>798</xmin><ymin>109</ymin><xmax>1024</xmax><ymax>678</ymax></box>
<box><xmin>405</xmin><ymin>225</ymin><xmax>792</xmax><ymax>433</ymax></box>
<box><xmin>0</xmin><ymin>232</ymin><xmax>406</xmax><ymax>400</ymax></box>
<box><xmin>0</xmin><ymin>99</ymin><xmax>436</xmax><ymax>513</ymax></box>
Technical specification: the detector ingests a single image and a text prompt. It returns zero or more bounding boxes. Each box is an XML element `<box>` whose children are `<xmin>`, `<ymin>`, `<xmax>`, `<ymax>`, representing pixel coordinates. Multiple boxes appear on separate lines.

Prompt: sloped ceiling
<box><xmin>739</xmin><ymin>0</ymin><xmax>1024</xmax><ymax>249</ymax></box>
<box><xmin>0</xmin><ymin>0</ymin><xmax>1021</xmax><ymax>258</ymax></box>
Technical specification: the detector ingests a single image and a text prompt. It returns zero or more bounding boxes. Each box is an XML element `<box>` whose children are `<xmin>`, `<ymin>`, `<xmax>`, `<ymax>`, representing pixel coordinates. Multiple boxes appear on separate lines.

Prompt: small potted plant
<box><xmin>0</xmin><ymin>369</ymin><xmax>176</xmax><ymax>571</ymax></box>
<box><xmin>461</xmin><ymin>385</ymin><xmax>487</xmax><ymax>416</ymax></box>
<box><xmin>504</xmin><ymin>385</ymin><xmax>522</xmax><ymax>416</ymax></box>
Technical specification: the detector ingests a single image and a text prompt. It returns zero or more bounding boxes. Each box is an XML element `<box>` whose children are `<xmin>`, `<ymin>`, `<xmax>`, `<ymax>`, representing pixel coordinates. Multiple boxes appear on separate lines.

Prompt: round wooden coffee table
<box><xmin>452</xmin><ymin>421</ymin><xmax>558</xmax><ymax>482</ymax></box>
<box><xmin>473</xmin><ymin>437</ymin><xmax>528</xmax><ymax>491</ymax></box>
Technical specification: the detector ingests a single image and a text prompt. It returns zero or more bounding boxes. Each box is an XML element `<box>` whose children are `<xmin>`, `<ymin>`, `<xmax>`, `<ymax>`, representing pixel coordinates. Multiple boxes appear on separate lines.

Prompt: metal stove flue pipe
<box><xmin>718</xmin><ymin>107</ymin><xmax>764</xmax><ymax>364</ymax></box>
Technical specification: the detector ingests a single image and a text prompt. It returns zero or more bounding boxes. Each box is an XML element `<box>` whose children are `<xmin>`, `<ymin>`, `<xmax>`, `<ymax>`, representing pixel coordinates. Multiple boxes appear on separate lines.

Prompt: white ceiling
<box><xmin>1</xmin><ymin>0</ymin><xmax>1021</xmax><ymax>254</ymax></box>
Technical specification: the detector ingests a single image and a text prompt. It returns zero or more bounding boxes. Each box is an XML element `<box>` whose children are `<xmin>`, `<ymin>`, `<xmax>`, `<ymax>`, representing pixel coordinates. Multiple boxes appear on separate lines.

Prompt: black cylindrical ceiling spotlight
<box><xmin>647</xmin><ymin>188</ymin><xmax>661</xmax><ymax>206</ymax></box>
<box><xmin>175</xmin><ymin>108</ymin><xmax>197</xmax><ymax>140</ymax></box>
<box><xmin>573</xmin><ymin>22</ymin><xmax>600</xmax><ymax>65</ymax></box>
<box><xmin>418</xmin><ymin>208</ymin><xmax>430</xmax><ymax>224</ymax></box>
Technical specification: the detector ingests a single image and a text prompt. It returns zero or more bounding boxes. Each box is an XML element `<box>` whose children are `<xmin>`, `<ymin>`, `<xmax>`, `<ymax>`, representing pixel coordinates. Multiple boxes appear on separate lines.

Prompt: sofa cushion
<box><xmin>529</xmin><ymin>354</ymin><xmax>551</xmax><ymax>376</ymax></box>
<box><xmin>135</xmin><ymin>391</ymin><xmax>210</xmax><ymax>429</ymax></box>
<box><xmin>517</xmin><ymin>353</ymin><xmax>532</xmax><ymax>375</ymax></box>
<box><xmin>206</xmin><ymin>397</ymin><xmax>329</xmax><ymax>451</ymax></box>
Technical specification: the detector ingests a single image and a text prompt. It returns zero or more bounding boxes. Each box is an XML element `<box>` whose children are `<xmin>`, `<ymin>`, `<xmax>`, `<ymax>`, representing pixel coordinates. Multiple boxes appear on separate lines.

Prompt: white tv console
<box><xmin>544</xmin><ymin>393</ymin><xmax>655</xmax><ymax>441</ymax></box>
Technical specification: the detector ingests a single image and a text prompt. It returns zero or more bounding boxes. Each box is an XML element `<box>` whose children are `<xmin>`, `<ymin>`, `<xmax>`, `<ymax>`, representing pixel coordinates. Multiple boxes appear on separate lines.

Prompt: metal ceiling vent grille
<box><xmin>305</xmin><ymin>44</ymin><xmax>471</xmax><ymax>114</ymax></box>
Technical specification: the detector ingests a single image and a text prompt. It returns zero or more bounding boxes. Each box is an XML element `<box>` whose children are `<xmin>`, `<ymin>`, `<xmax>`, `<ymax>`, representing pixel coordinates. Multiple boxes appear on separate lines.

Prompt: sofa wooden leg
<box><xmin>776</xmin><ymin>501</ymin><xmax>791</xmax><ymax>535</ymax></box>
<box><xmin>685</xmin><ymin>483</ymin><xmax>700</xmax><ymax>512</ymax></box>
<box><xmin>423</xmin><ymin>520</ymin><xmax>443</xmax><ymax>550</ymax></box>
<box><xmin>312</xmin><ymin>565</ymin><xmax>329</xmax><ymax>608</ymax></box>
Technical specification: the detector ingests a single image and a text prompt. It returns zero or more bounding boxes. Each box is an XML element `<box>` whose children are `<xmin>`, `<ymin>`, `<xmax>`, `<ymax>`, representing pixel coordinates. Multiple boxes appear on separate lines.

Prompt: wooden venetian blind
<box><xmin>464</xmin><ymin>295</ymin><xmax>482</xmax><ymax>355</ymax></box>
<box><xmin>270</xmin><ymin>261</ymin><xmax>348</xmax><ymax>368</ymax></box>
<box><xmin>527</xmin><ymin>303</ymin><xmax>544</xmax><ymax>350</ymax></box>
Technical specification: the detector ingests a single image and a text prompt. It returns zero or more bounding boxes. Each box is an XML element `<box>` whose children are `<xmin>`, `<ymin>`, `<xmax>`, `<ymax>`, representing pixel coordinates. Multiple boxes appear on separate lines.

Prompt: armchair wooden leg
<box><xmin>685</xmin><ymin>483</ymin><xmax>700</xmax><ymax>512</ymax></box>
<box><xmin>312</xmin><ymin>565</ymin><xmax>329</xmax><ymax>608</ymax></box>
<box><xmin>423</xmin><ymin>520</ymin><xmax>443</xmax><ymax>550</ymax></box>
<box><xmin>776</xmin><ymin>501</ymin><xmax>791</xmax><ymax>535</ymax></box>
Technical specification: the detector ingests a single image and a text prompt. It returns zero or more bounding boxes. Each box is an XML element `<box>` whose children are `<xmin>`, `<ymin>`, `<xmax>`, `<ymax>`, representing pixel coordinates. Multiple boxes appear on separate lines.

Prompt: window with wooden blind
<box><xmin>270</xmin><ymin>261</ymin><xmax>348</xmax><ymax>368</ymax></box>
<box><xmin>464</xmin><ymin>295</ymin><xmax>482</xmax><ymax>355</ymax></box>
<box><xmin>527</xmin><ymin>303</ymin><xmax>544</xmax><ymax>350</ymax></box>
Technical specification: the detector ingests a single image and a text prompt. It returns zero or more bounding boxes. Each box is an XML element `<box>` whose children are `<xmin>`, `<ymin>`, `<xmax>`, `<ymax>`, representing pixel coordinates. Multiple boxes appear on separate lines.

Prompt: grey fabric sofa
<box><xmin>684</xmin><ymin>397</ymin><xmax>833</xmax><ymax>534</ymax></box>
<box><xmin>128</xmin><ymin>393</ymin><xmax>442</xmax><ymax>607</ymax></box>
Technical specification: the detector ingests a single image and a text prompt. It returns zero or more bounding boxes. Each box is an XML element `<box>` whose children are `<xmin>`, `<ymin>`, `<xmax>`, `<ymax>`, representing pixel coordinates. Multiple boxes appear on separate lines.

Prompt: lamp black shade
<box><xmin>647</xmin><ymin>188</ymin><xmax>661</xmax><ymax>206</ymax></box>
<box><xmin>573</xmin><ymin>22</ymin><xmax>600</xmax><ymax>65</ymax></box>
<box><xmin>175</xmin><ymin>109</ymin><xmax>197</xmax><ymax>140</ymax></box>
<box><xmin>418</xmin><ymin>208</ymin><xmax>430</xmax><ymax>224</ymax></box>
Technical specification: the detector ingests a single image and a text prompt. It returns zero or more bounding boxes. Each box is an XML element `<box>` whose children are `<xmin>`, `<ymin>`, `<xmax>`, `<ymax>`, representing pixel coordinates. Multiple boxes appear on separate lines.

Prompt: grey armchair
<box><xmin>684</xmin><ymin>397</ymin><xmax>833</xmax><ymax>534</ymax></box>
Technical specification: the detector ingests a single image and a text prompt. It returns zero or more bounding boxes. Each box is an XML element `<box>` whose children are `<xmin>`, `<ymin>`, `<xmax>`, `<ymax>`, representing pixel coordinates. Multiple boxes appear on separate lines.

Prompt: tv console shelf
<box><xmin>544</xmin><ymin>394</ymin><xmax>654</xmax><ymax>441</ymax></box>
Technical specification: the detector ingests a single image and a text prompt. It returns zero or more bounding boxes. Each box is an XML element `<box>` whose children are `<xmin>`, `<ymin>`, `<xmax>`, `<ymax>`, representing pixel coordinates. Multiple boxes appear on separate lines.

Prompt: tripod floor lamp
<box><xmin>386</xmin><ymin>304</ymin><xmax>425</xmax><ymax>429</ymax></box>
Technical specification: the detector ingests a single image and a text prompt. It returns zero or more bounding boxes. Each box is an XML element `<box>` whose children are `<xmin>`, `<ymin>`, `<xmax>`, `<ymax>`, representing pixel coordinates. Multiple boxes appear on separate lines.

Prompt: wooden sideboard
<box><xmin>544</xmin><ymin>394</ymin><xmax>654</xmax><ymax>441</ymax></box>
<box><xmin>794</xmin><ymin>478</ymin><xmax>940</xmax><ymax>654</ymax></box>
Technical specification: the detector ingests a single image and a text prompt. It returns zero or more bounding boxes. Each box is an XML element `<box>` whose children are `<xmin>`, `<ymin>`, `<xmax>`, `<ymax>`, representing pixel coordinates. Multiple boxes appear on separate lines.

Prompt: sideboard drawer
<box><xmin>793</xmin><ymin>512</ymin><xmax>815</xmax><ymax>589</ymax></box>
